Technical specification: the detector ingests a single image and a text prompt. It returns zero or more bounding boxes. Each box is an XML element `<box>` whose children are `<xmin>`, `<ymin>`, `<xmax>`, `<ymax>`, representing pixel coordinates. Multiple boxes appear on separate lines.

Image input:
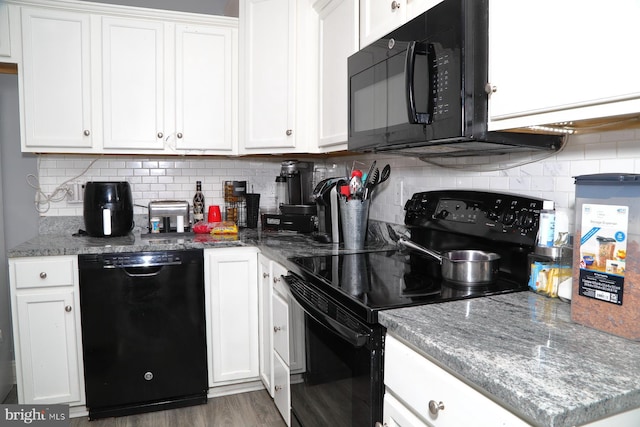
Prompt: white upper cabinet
<box><xmin>488</xmin><ymin>0</ymin><xmax>640</xmax><ymax>131</ymax></box>
<box><xmin>20</xmin><ymin>7</ymin><xmax>94</xmax><ymax>150</ymax></box>
<box><xmin>0</xmin><ymin>4</ymin><xmax>13</xmax><ymax>58</ymax></box>
<box><xmin>315</xmin><ymin>0</ymin><xmax>358</xmax><ymax>151</ymax></box>
<box><xmin>359</xmin><ymin>0</ymin><xmax>442</xmax><ymax>48</ymax></box>
<box><xmin>101</xmin><ymin>17</ymin><xmax>165</xmax><ymax>151</ymax></box>
<box><xmin>174</xmin><ymin>24</ymin><xmax>237</xmax><ymax>153</ymax></box>
<box><xmin>240</xmin><ymin>0</ymin><xmax>298</xmax><ymax>152</ymax></box>
<box><xmin>14</xmin><ymin>0</ymin><xmax>238</xmax><ymax>154</ymax></box>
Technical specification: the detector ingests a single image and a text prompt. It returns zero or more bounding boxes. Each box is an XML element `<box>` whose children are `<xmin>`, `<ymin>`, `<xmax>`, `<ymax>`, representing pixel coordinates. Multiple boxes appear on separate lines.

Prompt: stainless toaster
<box><xmin>148</xmin><ymin>200</ymin><xmax>190</xmax><ymax>232</ymax></box>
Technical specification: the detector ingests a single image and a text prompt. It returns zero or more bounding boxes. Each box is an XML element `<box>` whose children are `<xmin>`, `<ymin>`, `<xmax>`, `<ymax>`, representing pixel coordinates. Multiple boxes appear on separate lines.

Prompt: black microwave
<box><xmin>347</xmin><ymin>0</ymin><xmax>563</xmax><ymax>157</ymax></box>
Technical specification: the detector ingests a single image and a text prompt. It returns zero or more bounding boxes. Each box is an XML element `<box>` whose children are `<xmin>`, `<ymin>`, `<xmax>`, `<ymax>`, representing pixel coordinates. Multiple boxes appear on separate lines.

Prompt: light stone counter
<box><xmin>379</xmin><ymin>292</ymin><xmax>640</xmax><ymax>427</ymax></box>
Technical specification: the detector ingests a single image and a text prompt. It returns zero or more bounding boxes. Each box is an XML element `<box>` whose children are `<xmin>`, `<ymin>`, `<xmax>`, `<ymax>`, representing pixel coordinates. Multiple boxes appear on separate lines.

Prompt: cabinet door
<box><xmin>272</xmin><ymin>291</ymin><xmax>290</xmax><ymax>365</ymax></box>
<box><xmin>241</xmin><ymin>0</ymin><xmax>297</xmax><ymax>151</ymax></box>
<box><xmin>383</xmin><ymin>392</ymin><xmax>429</xmax><ymax>427</ymax></box>
<box><xmin>359</xmin><ymin>0</ymin><xmax>405</xmax><ymax>49</ymax></box>
<box><xmin>206</xmin><ymin>247</ymin><xmax>259</xmax><ymax>385</ymax></box>
<box><xmin>317</xmin><ymin>0</ymin><xmax>358</xmax><ymax>150</ymax></box>
<box><xmin>488</xmin><ymin>0</ymin><xmax>640</xmax><ymax>128</ymax></box>
<box><xmin>175</xmin><ymin>24</ymin><xmax>237</xmax><ymax>153</ymax></box>
<box><xmin>0</xmin><ymin>4</ymin><xmax>11</xmax><ymax>58</ymax></box>
<box><xmin>258</xmin><ymin>254</ymin><xmax>274</xmax><ymax>396</ymax></box>
<box><xmin>15</xmin><ymin>289</ymin><xmax>84</xmax><ymax>405</ymax></box>
<box><xmin>273</xmin><ymin>351</ymin><xmax>291</xmax><ymax>426</ymax></box>
<box><xmin>21</xmin><ymin>8</ymin><xmax>93</xmax><ymax>149</ymax></box>
<box><xmin>102</xmin><ymin>16</ymin><xmax>165</xmax><ymax>150</ymax></box>
<box><xmin>405</xmin><ymin>0</ymin><xmax>443</xmax><ymax>21</ymax></box>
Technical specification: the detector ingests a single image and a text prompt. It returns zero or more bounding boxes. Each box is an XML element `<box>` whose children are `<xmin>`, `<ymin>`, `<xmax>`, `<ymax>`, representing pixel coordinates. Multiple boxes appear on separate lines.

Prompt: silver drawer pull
<box><xmin>65</xmin><ymin>305</ymin><xmax>72</xmax><ymax>312</ymax></box>
<box><xmin>39</xmin><ymin>272</ymin><xmax>47</xmax><ymax>279</ymax></box>
<box><xmin>428</xmin><ymin>400</ymin><xmax>445</xmax><ymax>416</ymax></box>
<box><xmin>274</xmin><ymin>326</ymin><xmax>282</xmax><ymax>333</ymax></box>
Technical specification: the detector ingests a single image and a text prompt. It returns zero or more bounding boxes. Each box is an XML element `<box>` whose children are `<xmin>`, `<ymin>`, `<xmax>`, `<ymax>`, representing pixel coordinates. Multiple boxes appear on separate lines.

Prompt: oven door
<box><xmin>284</xmin><ymin>274</ymin><xmax>384</xmax><ymax>427</ymax></box>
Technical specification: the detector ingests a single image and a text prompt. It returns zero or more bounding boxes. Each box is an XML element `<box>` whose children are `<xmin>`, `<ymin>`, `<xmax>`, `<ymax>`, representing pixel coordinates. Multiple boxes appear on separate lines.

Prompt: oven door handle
<box><xmin>284</xmin><ymin>276</ymin><xmax>370</xmax><ymax>348</ymax></box>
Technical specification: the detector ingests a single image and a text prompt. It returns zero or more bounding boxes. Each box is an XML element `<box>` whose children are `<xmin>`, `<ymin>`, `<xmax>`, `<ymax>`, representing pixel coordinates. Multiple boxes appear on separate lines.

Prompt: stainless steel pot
<box><xmin>398</xmin><ymin>237</ymin><xmax>500</xmax><ymax>285</ymax></box>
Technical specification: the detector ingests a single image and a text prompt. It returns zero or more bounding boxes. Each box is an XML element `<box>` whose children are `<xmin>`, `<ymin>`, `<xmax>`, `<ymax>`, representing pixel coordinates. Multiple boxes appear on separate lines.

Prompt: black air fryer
<box><xmin>83</xmin><ymin>182</ymin><xmax>134</xmax><ymax>237</ymax></box>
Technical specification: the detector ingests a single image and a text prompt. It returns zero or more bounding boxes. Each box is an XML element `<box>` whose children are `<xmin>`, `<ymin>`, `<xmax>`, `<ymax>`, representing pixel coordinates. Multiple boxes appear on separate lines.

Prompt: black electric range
<box><xmin>285</xmin><ymin>190</ymin><xmax>546</xmax><ymax>427</ymax></box>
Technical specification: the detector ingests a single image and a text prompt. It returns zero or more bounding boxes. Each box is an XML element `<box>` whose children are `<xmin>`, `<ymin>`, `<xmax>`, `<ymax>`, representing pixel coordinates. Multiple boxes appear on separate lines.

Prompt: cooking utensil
<box><xmin>398</xmin><ymin>237</ymin><xmax>500</xmax><ymax>285</ymax></box>
<box><xmin>362</xmin><ymin>161</ymin><xmax>377</xmax><ymax>188</ymax></box>
<box><xmin>364</xmin><ymin>168</ymin><xmax>379</xmax><ymax>199</ymax></box>
<box><xmin>379</xmin><ymin>164</ymin><xmax>390</xmax><ymax>184</ymax></box>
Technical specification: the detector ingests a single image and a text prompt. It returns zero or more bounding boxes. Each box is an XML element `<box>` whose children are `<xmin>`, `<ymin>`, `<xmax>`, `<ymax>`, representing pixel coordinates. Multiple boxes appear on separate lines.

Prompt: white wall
<box><xmin>35</xmin><ymin>128</ymin><xmax>640</xmax><ymax>238</ymax></box>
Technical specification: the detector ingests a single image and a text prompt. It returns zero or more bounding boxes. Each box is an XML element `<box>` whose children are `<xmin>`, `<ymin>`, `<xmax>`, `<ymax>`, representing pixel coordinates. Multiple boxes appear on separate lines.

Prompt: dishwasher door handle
<box><xmin>120</xmin><ymin>265</ymin><xmax>166</xmax><ymax>277</ymax></box>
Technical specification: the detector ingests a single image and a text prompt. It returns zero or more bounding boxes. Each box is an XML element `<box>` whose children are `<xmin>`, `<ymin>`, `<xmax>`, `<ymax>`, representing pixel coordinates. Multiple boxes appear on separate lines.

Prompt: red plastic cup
<box><xmin>208</xmin><ymin>205</ymin><xmax>222</xmax><ymax>222</ymax></box>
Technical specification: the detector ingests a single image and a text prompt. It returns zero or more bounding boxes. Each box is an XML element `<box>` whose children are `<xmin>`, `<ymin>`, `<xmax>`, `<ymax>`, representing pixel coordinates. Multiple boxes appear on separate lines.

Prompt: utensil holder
<box><xmin>339</xmin><ymin>198</ymin><xmax>370</xmax><ymax>250</ymax></box>
<box><xmin>245</xmin><ymin>193</ymin><xmax>260</xmax><ymax>229</ymax></box>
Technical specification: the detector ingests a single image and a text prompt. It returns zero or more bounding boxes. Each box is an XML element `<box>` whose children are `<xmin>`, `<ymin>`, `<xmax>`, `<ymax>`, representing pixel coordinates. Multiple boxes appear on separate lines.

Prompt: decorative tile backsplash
<box><xmin>36</xmin><ymin>128</ymin><xmax>640</xmax><ymax>236</ymax></box>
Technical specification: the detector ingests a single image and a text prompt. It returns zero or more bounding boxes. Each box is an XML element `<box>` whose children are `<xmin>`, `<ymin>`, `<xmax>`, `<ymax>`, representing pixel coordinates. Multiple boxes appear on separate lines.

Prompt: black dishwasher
<box><xmin>78</xmin><ymin>249</ymin><xmax>208</xmax><ymax>419</ymax></box>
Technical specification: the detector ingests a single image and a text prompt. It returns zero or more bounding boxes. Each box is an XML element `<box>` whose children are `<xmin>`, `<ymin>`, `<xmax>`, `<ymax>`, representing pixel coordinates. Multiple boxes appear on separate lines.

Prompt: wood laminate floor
<box><xmin>3</xmin><ymin>387</ymin><xmax>286</xmax><ymax>427</ymax></box>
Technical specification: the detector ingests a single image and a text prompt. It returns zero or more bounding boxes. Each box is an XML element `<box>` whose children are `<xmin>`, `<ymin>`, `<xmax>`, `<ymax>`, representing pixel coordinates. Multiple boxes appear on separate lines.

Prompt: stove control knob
<box><xmin>502</xmin><ymin>211</ymin><xmax>516</xmax><ymax>226</ymax></box>
<box><xmin>436</xmin><ymin>210</ymin><xmax>449</xmax><ymax>219</ymax></box>
<box><xmin>519</xmin><ymin>211</ymin><xmax>536</xmax><ymax>230</ymax></box>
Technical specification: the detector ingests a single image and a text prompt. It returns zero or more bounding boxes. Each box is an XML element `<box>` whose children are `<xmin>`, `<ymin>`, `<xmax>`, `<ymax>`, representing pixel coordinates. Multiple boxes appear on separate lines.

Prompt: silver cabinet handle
<box><xmin>273</xmin><ymin>276</ymin><xmax>281</xmax><ymax>284</ymax></box>
<box><xmin>83</xmin><ymin>130</ymin><xmax>91</xmax><ymax>136</ymax></box>
<box><xmin>263</xmin><ymin>272</ymin><xmax>269</xmax><ymax>279</ymax></box>
<box><xmin>428</xmin><ymin>400</ymin><xmax>445</xmax><ymax>416</ymax></box>
<box><xmin>274</xmin><ymin>326</ymin><xmax>282</xmax><ymax>333</ymax></box>
<box><xmin>391</xmin><ymin>1</ymin><xmax>401</xmax><ymax>10</ymax></box>
<box><xmin>177</xmin><ymin>132</ymin><xmax>183</xmax><ymax>139</ymax></box>
<box><xmin>485</xmin><ymin>83</ymin><xmax>497</xmax><ymax>94</ymax></box>
<box><xmin>157</xmin><ymin>132</ymin><xmax>164</xmax><ymax>139</ymax></box>
<box><xmin>285</xmin><ymin>129</ymin><xmax>293</xmax><ymax>136</ymax></box>
<box><xmin>65</xmin><ymin>305</ymin><xmax>72</xmax><ymax>312</ymax></box>
<box><xmin>39</xmin><ymin>272</ymin><xmax>47</xmax><ymax>279</ymax></box>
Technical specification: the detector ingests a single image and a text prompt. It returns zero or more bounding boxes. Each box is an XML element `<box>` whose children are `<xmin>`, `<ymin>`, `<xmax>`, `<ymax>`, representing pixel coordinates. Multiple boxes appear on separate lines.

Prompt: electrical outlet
<box><xmin>394</xmin><ymin>181</ymin><xmax>404</xmax><ymax>206</ymax></box>
<box><xmin>67</xmin><ymin>182</ymin><xmax>84</xmax><ymax>204</ymax></box>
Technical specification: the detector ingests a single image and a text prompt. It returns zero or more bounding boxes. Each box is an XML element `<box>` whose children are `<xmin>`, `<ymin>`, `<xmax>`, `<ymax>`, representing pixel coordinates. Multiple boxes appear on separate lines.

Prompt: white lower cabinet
<box><xmin>384</xmin><ymin>335</ymin><xmax>529</xmax><ymax>427</ymax></box>
<box><xmin>8</xmin><ymin>256</ymin><xmax>85</xmax><ymax>406</ymax></box>
<box><xmin>205</xmin><ymin>247</ymin><xmax>260</xmax><ymax>386</ymax></box>
<box><xmin>258</xmin><ymin>254</ymin><xmax>305</xmax><ymax>426</ymax></box>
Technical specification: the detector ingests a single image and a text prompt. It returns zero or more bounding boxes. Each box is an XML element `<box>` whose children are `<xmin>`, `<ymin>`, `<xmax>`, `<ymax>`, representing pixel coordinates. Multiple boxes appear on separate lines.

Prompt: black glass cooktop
<box><xmin>289</xmin><ymin>249</ymin><xmax>528</xmax><ymax>323</ymax></box>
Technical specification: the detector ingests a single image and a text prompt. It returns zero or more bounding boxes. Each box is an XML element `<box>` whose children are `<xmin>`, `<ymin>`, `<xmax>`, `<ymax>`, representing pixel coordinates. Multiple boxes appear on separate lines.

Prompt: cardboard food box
<box><xmin>573</xmin><ymin>174</ymin><xmax>640</xmax><ymax>341</ymax></box>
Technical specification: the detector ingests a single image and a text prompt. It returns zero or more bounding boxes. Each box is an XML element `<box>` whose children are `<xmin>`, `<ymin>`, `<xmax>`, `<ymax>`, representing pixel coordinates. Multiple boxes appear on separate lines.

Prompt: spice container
<box><xmin>573</xmin><ymin>174</ymin><xmax>640</xmax><ymax>341</ymax></box>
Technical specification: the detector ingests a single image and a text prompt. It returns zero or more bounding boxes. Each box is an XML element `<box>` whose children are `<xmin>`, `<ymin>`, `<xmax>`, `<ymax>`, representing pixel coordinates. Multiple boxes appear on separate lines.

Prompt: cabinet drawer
<box><xmin>12</xmin><ymin>257</ymin><xmax>76</xmax><ymax>289</ymax></box>
<box><xmin>385</xmin><ymin>335</ymin><xmax>529</xmax><ymax>427</ymax></box>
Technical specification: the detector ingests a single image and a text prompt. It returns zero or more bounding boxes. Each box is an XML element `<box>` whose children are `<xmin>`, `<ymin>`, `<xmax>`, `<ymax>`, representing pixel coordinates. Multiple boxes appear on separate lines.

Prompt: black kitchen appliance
<box><xmin>284</xmin><ymin>190</ymin><xmax>545</xmax><ymax>426</ymax></box>
<box><xmin>262</xmin><ymin>160</ymin><xmax>318</xmax><ymax>233</ymax></box>
<box><xmin>311</xmin><ymin>177</ymin><xmax>343</xmax><ymax>243</ymax></box>
<box><xmin>78</xmin><ymin>249</ymin><xmax>208</xmax><ymax>419</ymax></box>
<box><xmin>347</xmin><ymin>0</ymin><xmax>564</xmax><ymax>157</ymax></box>
<box><xmin>83</xmin><ymin>181</ymin><xmax>134</xmax><ymax>237</ymax></box>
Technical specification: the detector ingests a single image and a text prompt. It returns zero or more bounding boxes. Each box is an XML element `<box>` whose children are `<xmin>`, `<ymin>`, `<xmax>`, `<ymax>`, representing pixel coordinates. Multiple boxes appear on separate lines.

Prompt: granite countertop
<box><xmin>379</xmin><ymin>293</ymin><xmax>640</xmax><ymax>427</ymax></box>
<box><xmin>7</xmin><ymin>225</ymin><xmax>395</xmax><ymax>261</ymax></box>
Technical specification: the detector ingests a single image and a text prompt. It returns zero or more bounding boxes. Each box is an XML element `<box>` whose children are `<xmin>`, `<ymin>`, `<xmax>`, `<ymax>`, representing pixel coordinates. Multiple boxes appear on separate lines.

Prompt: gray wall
<box><xmin>0</xmin><ymin>73</ymin><xmax>39</xmax><ymax>398</ymax></box>
<box><xmin>0</xmin><ymin>74</ymin><xmax>38</xmax><ymax>249</ymax></box>
<box><xmin>80</xmin><ymin>0</ymin><xmax>239</xmax><ymax>16</ymax></box>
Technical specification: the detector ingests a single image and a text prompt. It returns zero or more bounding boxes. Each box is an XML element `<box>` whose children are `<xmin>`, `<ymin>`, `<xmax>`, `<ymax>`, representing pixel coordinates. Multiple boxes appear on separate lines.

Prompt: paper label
<box><xmin>578</xmin><ymin>203</ymin><xmax>628</xmax><ymax>305</ymax></box>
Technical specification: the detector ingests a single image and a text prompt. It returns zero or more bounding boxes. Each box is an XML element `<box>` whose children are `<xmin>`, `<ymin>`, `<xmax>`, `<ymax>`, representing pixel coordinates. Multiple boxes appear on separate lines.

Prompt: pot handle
<box><xmin>398</xmin><ymin>237</ymin><xmax>442</xmax><ymax>263</ymax></box>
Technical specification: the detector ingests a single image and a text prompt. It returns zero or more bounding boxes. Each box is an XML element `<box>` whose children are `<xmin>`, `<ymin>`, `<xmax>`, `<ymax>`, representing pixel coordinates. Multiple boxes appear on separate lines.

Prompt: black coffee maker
<box><xmin>311</xmin><ymin>178</ymin><xmax>343</xmax><ymax>243</ymax></box>
<box><xmin>262</xmin><ymin>160</ymin><xmax>317</xmax><ymax>232</ymax></box>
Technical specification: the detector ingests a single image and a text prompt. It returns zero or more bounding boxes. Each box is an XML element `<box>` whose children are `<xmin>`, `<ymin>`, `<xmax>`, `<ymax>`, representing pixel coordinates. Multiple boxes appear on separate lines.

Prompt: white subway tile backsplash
<box><xmin>34</xmin><ymin>130</ymin><xmax>640</xmax><ymax>237</ymax></box>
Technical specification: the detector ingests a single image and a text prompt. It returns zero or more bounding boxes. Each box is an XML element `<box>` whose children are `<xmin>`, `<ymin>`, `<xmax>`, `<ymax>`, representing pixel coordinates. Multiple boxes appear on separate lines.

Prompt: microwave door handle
<box><xmin>405</xmin><ymin>41</ymin><xmax>431</xmax><ymax>125</ymax></box>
